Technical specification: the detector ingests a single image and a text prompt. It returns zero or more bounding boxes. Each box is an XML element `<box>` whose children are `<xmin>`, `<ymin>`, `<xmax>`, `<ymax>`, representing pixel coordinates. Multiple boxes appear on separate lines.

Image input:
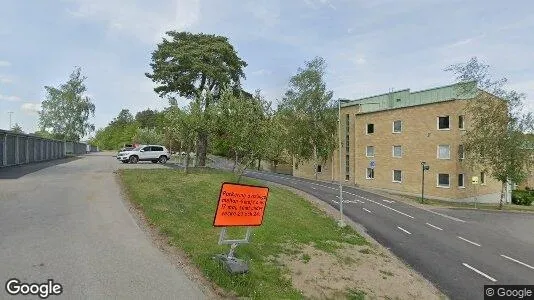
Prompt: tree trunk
<box><xmin>232</xmin><ymin>150</ymin><xmax>238</xmax><ymax>172</ymax></box>
<box><xmin>313</xmin><ymin>143</ymin><xmax>318</xmax><ymax>181</ymax></box>
<box><xmin>185</xmin><ymin>152</ymin><xmax>190</xmax><ymax>174</ymax></box>
<box><xmin>197</xmin><ymin>131</ymin><xmax>208</xmax><ymax>167</ymax></box>
<box><xmin>194</xmin><ymin>137</ymin><xmax>199</xmax><ymax>167</ymax></box>
<box><xmin>257</xmin><ymin>158</ymin><xmax>261</xmax><ymax>171</ymax></box>
<box><xmin>237</xmin><ymin>156</ymin><xmax>252</xmax><ymax>183</ymax></box>
<box><xmin>499</xmin><ymin>181</ymin><xmax>505</xmax><ymax>210</ymax></box>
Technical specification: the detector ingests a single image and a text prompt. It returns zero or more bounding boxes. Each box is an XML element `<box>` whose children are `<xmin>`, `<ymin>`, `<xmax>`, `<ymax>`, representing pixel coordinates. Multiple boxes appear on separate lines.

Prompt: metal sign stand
<box><xmin>213</xmin><ymin>227</ymin><xmax>252</xmax><ymax>274</ymax></box>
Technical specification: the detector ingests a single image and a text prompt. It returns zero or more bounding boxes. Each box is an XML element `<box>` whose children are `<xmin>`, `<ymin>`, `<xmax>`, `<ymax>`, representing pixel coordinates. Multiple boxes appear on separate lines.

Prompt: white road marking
<box><xmin>425</xmin><ymin>223</ymin><xmax>443</xmax><ymax>231</ymax></box>
<box><xmin>362</xmin><ymin>208</ymin><xmax>372</xmax><ymax>213</ymax></box>
<box><xmin>500</xmin><ymin>255</ymin><xmax>534</xmax><ymax>270</ymax></box>
<box><xmin>345</xmin><ymin>199</ymin><xmax>364</xmax><ymax>204</ymax></box>
<box><xmin>458</xmin><ymin>236</ymin><xmax>481</xmax><ymax>247</ymax></box>
<box><xmin>397</xmin><ymin>226</ymin><xmax>412</xmax><ymax>235</ymax></box>
<box><xmin>248</xmin><ymin>171</ymin><xmax>466</xmax><ymax>223</ymax></box>
<box><xmin>337</xmin><ymin>196</ymin><xmax>364</xmax><ymax>204</ymax></box>
<box><xmin>359</xmin><ymin>196</ymin><xmax>415</xmax><ymax>219</ymax></box>
<box><xmin>425</xmin><ymin>209</ymin><xmax>466</xmax><ymax>223</ymax></box>
<box><xmin>462</xmin><ymin>263</ymin><xmax>497</xmax><ymax>282</ymax></box>
<box><xmin>382</xmin><ymin>199</ymin><xmax>394</xmax><ymax>203</ymax></box>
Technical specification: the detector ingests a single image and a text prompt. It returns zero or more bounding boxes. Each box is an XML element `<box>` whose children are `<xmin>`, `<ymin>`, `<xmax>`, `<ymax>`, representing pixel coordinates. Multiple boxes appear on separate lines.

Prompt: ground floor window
<box><xmin>438</xmin><ymin>173</ymin><xmax>450</xmax><ymax>187</ymax></box>
<box><xmin>393</xmin><ymin>170</ymin><xmax>402</xmax><ymax>183</ymax></box>
<box><xmin>458</xmin><ymin>173</ymin><xmax>464</xmax><ymax>187</ymax></box>
<box><xmin>366</xmin><ymin>168</ymin><xmax>374</xmax><ymax>179</ymax></box>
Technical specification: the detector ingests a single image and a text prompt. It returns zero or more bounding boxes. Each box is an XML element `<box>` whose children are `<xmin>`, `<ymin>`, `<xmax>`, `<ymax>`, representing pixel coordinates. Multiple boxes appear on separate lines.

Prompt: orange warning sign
<box><xmin>213</xmin><ymin>182</ymin><xmax>269</xmax><ymax>227</ymax></box>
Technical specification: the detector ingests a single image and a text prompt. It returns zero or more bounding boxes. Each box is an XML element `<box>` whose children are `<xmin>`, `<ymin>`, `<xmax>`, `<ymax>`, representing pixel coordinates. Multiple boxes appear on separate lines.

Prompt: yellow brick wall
<box><xmin>293</xmin><ymin>156</ymin><xmax>334</xmax><ymax>182</ymax></box>
<box><xmin>300</xmin><ymin>99</ymin><xmax>502</xmax><ymax>201</ymax></box>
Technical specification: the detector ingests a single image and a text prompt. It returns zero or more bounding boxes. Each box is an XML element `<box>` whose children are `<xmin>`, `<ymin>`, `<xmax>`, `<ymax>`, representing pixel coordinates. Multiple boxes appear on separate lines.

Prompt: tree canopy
<box><xmin>39</xmin><ymin>67</ymin><xmax>96</xmax><ymax>141</ymax></box>
<box><xmin>446</xmin><ymin>57</ymin><xmax>534</xmax><ymax>208</ymax></box>
<box><xmin>10</xmin><ymin>123</ymin><xmax>24</xmax><ymax>134</ymax></box>
<box><xmin>145</xmin><ymin>31</ymin><xmax>248</xmax><ymax>166</ymax></box>
<box><xmin>279</xmin><ymin>57</ymin><xmax>337</xmax><ymax>179</ymax></box>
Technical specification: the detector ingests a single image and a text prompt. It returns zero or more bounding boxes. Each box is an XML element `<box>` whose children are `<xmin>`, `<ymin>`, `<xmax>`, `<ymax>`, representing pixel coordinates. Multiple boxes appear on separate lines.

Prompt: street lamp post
<box><xmin>421</xmin><ymin>161</ymin><xmax>430</xmax><ymax>203</ymax></box>
<box><xmin>337</xmin><ymin>99</ymin><xmax>350</xmax><ymax>227</ymax></box>
<box><xmin>8</xmin><ymin>111</ymin><xmax>13</xmax><ymax>129</ymax></box>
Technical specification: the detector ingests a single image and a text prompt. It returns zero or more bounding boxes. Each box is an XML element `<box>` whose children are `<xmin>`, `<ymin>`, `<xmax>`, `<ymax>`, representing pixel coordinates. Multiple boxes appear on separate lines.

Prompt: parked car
<box><xmin>116</xmin><ymin>145</ymin><xmax>170</xmax><ymax>164</ymax></box>
<box><xmin>116</xmin><ymin>147</ymin><xmax>134</xmax><ymax>158</ymax></box>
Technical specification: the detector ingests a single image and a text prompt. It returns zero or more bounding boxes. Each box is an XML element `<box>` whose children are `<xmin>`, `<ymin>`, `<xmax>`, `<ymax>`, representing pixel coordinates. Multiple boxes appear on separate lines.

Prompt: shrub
<box><xmin>512</xmin><ymin>190</ymin><xmax>534</xmax><ymax>206</ymax></box>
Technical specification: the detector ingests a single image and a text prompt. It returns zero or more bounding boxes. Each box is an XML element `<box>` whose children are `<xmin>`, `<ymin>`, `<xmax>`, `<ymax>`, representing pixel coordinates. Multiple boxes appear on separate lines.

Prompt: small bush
<box><xmin>512</xmin><ymin>190</ymin><xmax>534</xmax><ymax>206</ymax></box>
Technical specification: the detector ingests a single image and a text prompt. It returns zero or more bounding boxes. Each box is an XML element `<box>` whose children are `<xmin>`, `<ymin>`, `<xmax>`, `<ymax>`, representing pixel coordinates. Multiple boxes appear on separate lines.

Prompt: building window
<box><xmin>438</xmin><ymin>145</ymin><xmax>451</xmax><ymax>159</ymax></box>
<box><xmin>438</xmin><ymin>173</ymin><xmax>450</xmax><ymax>187</ymax></box>
<box><xmin>345</xmin><ymin>174</ymin><xmax>350</xmax><ymax>181</ymax></box>
<box><xmin>393</xmin><ymin>170</ymin><xmax>402</xmax><ymax>183</ymax></box>
<box><xmin>317</xmin><ymin>165</ymin><xmax>322</xmax><ymax>173</ymax></box>
<box><xmin>438</xmin><ymin>116</ymin><xmax>450</xmax><ymax>130</ymax></box>
<box><xmin>366</xmin><ymin>123</ymin><xmax>374</xmax><ymax>134</ymax></box>
<box><xmin>393</xmin><ymin>120</ymin><xmax>402</xmax><ymax>133</ymax></box>
<box><xmin>366</xmin><ymin>146</ymin><xmax>375</xmax><ymax>157</ymax></box>
<box><xmin>480</xmin><ymin>171</ymin><xmax>485</xmax><ymax>184</ymax></box>
<box><xmin>393</xmin><ymin>145</ymin><xmax>402</xmax><ymax>158</ymax></box>
<box><xmin>459</xmin><ymin>115</ymin><xmax>465</xmax><ymax>130</ymax></box>
<box><xmin>458</xmin><ymin>144</ymin><xmax>465</xmax><ymax>160</ymax></box>
<box><xmin>396</xmin><ymin>98</ymin><xmax>401</xmax><ymax>102</ymax></box>
<box><xmin>346</xmin><ymin>114</ymin><xmax>350</xmax><ymax>133</ymax></box>
<box><xmin>345</xmin><ymin>155</ymin><xmax>350</xmax><ymax>173</ymax></box>
<box><xmin>366</xmin><ymin>168</ymin><xmax>374</xmax><ymax>179</ymax></box>
<box><xmin>458</xmin><ymin>173</ymin><xmax>465</xmax><ymax>188</ymax></box>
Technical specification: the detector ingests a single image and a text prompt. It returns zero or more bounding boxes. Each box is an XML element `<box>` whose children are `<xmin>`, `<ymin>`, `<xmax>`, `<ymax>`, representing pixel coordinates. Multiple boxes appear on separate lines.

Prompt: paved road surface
<box><xmin>243</xmin><ymin>170</ymin><xmax>534</xmax><ymax>300</ymax></box>
<box><xmin>0</xmin><ymin>153</ymin><xmax>206</xmax><ymax>299</ymax></box>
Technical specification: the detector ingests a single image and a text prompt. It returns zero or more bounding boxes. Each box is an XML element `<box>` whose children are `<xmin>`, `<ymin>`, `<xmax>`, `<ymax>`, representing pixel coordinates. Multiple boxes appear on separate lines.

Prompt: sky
<box><xmin>0</xmin><ymin>0</ymin><xmax>533</xmax><ymax>137</ymax></box>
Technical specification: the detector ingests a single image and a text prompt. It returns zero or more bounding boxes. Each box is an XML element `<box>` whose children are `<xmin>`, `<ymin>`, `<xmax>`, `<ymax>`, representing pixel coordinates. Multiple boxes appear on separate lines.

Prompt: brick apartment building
<box><xmin>293</xmin><ymin>81</ymin><xmax>509</xmax><ymax>203</ymax></box>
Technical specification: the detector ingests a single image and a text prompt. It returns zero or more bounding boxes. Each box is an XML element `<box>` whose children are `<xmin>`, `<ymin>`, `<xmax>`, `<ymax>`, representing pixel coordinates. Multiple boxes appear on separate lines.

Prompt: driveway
<box><xmin>0</xmin><ymin>153</ymin><xmax>206</xmax><ymax>299</ymax></box>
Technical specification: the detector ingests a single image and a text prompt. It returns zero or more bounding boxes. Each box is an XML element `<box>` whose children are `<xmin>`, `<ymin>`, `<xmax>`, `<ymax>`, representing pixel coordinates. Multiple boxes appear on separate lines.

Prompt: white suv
<box><xmin>116</xmin><ymin>145</ymin><xmax>170</xmax><ymax>164</ymax></box>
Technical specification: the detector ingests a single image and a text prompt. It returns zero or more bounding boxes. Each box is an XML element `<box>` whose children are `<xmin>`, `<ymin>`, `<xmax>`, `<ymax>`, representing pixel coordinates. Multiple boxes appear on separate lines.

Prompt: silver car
<box><xmin>116</xmin><ymin>145</ymin><xmax>170</xmax><ymax>164</ymax></box>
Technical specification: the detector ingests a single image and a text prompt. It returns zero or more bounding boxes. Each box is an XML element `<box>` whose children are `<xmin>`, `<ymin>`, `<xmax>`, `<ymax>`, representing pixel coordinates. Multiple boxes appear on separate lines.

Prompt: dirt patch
<box><xmin>275</xmin><ymin>244</ymin><xmax>441</xmax><ymax>299</ymax></box>
<box><xmin>258</xmin><ymin>179</ymin><xmax>447</xmax><ymax>300</ymax></box>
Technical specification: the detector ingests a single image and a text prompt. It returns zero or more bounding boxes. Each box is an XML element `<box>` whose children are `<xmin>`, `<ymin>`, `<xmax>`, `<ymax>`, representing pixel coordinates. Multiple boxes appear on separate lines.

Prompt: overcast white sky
<box><xmin>0</xmin><ymin>0</ymin><xmax>533</xmax><ymax>136</ymax></box>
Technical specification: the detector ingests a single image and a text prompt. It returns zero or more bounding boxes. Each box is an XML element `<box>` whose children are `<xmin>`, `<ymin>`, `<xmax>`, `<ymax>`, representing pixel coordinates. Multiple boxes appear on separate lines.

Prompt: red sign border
<box><xmin>212</xmin><ymin>182</ymin><xmax>269</xmax><ymax>227</ymax></box>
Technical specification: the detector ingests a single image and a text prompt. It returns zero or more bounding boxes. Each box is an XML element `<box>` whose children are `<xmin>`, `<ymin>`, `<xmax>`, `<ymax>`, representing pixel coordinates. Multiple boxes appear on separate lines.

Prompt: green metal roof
<box><xmin>340</xmin><ymin>81</ymin><xmax>478</xmax><ymax>113</ymax></box>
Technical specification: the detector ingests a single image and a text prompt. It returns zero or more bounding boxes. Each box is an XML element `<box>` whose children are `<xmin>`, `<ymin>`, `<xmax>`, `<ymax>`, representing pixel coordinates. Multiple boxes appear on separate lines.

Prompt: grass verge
<box><xmin>119</xmin><ymin>168</ymin><xmax>367</xmax><ymax>299</ymax></box>
<box><xmin>400</xmin><ymin>194</ymin><xmax>534</xmax><ymax>212</ymax></box>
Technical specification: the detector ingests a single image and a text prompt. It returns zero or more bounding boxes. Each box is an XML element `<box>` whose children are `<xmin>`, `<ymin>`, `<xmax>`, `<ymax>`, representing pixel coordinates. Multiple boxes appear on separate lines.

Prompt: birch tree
<box><xmin>446</xmin><ymin>57</ymin><xmax>534</xmax><ymax>208</ymax></box>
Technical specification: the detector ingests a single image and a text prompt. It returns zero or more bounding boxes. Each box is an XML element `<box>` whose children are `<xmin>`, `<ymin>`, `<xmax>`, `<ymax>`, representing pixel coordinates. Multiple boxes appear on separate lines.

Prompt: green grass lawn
<box><xmin>402</xmin><ymin>195</ymin><xmax>534</xmax><ymax>212</ymax></box>
<box><xmin>119</xmin><ymin>168</ymin><xmax>367</xmax><ymax>299</ymax></box>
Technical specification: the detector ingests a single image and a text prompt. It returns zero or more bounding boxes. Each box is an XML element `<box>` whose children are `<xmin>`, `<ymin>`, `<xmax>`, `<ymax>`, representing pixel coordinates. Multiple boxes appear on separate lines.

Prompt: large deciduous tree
<box><xmin>92</xmin><ymin>109</ymin><xmax>138</xmax><ymax>150</ymax></box>
<box><xmin>146</xmin><ymin>31</ymin><xmax>247</xmax><ymax>167</ymax></box>
<box><xmin>279</xmin><ymin>57</ymin><xmax>337</xmax><ymax>180</ymax></box>
<box><xmin>214</xmin><ymin>90</ymin><xmax>271</xmax><ymax>181</ymax></box>
<box><xmin>39</xmin><ymin>67</ymin><xmax>96</xmax><ymax>141</ymax></box>
<box><xmin>135</xmin><ymin>109</ymin><xmax>161</xmax><ymax>129</ymax></box>
<box><xmin>446</xmin><ymin>57</ymin><xmax>534</xmax><ymax>209</ymax></box>
<box><xmin>165</xmin><ymin>100</ymin><xmax>204</xmax><ymax>174</ymax></box>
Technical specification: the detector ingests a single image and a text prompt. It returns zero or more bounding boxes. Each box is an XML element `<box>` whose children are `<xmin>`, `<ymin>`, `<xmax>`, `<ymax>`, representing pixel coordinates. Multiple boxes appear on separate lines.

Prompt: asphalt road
<box><xmin>0</xmin><ymin>153</ymin><xmax>206</xmax><ymax>299</ymax></box>
<box><xmin>243</xmin><ymin>170</ymin><xmax>534</xmax><ymax>300</ymax></box>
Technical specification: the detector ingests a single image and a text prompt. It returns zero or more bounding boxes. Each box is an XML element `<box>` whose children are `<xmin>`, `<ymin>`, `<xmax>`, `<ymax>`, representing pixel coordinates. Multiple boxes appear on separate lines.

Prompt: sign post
<box><xmin>212</xmin><ymin>182</ymin><xmax>269</xmax><ymax>274</ymax></box>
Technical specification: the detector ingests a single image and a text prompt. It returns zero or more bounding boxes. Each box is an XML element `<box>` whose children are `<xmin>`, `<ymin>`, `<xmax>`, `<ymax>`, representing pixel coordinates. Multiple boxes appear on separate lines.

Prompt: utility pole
<box><xmin>8</xmin><ymin>111</ymin><xmax>13</xmax><ymax>129</ymax></box>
